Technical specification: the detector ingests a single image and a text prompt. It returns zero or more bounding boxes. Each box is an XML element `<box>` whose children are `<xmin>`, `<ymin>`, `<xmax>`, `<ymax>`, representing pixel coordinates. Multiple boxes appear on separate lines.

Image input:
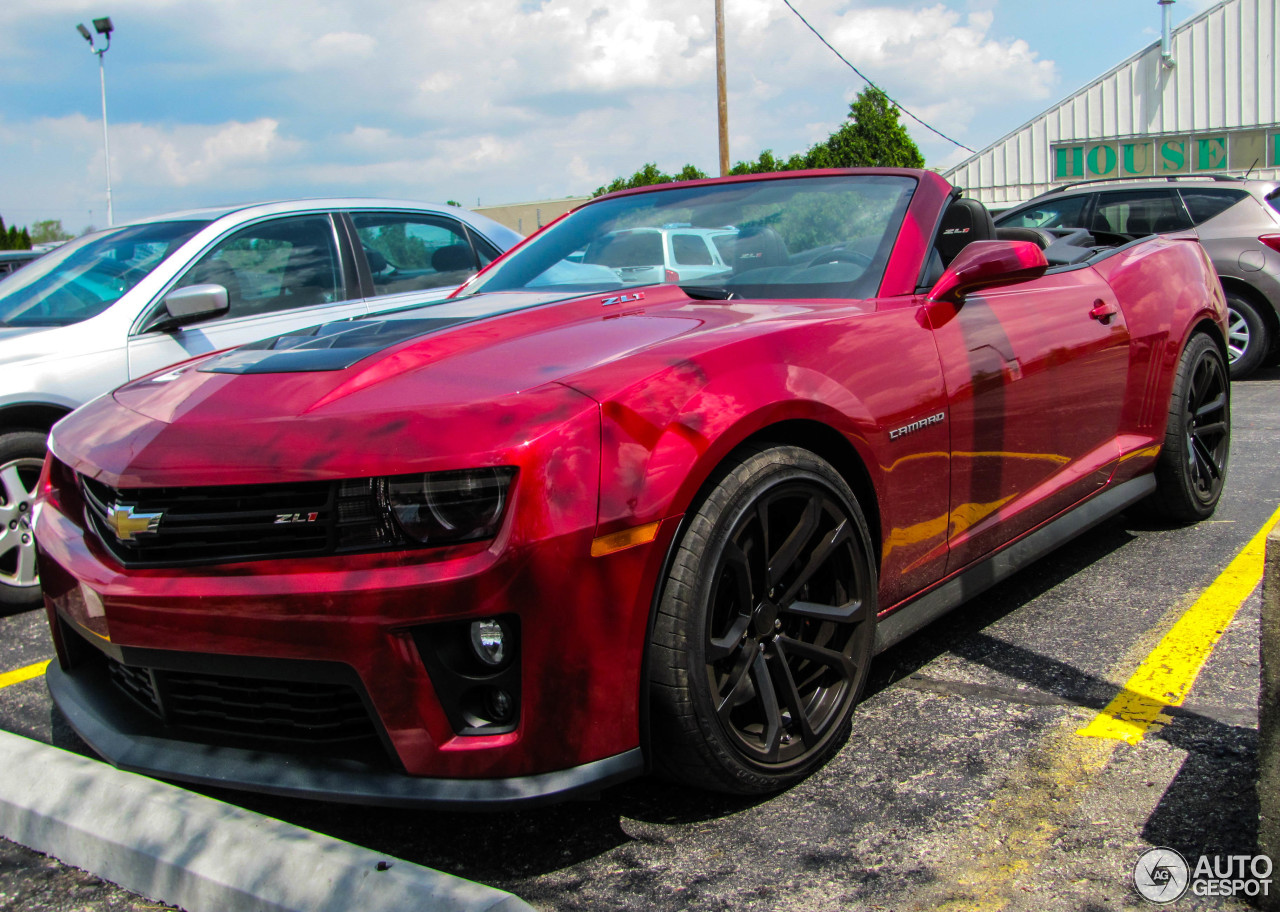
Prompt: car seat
<box><xmin>936</xmin><ymin>198</ymin><xmax>996</xmax><ymax>266</ymax></box>
<box><xmin>731</xmin><ymin>227</ymin><xmax>789</xmax><ymax>272</ymax></box>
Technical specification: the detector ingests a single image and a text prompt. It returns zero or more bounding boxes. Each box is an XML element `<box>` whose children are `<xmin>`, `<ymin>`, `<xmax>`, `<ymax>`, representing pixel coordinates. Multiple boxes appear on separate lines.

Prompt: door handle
<box><xmin>1089</xmin><ymin>300</ymin><xmax>1118</xmax><ymax>324</ymax></box>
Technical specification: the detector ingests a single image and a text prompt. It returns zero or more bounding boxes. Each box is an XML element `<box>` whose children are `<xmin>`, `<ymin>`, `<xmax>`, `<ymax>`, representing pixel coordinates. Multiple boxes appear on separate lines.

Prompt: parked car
<box><xmin>581</xmin><ymin>225</ymin><xmax>738</xmax><ymax>285</ymax></box>
<box><xmin>35</xmin><ymin>169</ymin><xmax>1228</xmax><ymax>807</ymax></box>
<box><xmin>994</xmin><ymin>175</ymin><xmax>1280</xmax><ymax>378</ymax></box>
<box><xmin>0</xmin><ymin>250</ymin><xmax>42</xmax><ymax>276</ymax></box>
<box><xmin>0</xmin><ymin>199</ymin><xmax>520</xmax><ymax>609</ymax></box>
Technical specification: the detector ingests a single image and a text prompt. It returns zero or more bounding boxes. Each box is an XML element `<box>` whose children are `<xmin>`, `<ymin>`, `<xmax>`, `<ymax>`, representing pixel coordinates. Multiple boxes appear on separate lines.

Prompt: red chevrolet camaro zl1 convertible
<box><xmin>33</xmin><ymin>169</ymin><xmax>1230</xmax><ymax>807</ymax></box>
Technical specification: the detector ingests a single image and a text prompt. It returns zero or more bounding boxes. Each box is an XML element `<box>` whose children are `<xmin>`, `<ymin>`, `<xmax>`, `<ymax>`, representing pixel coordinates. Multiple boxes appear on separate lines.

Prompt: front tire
<box><xmin>1148</xmin><ymin>334</ymin><xmax>1230</xmax><ymax>523</ymax></box>
<box><xmin>648</xmin><ymin>446</ymin><xmax>877</xmax><ymax>794</ymax></box>
<box><xmin>0</xmin><ymin>430</ymin><xmax>47</xmax><ymax>611</ymax></box>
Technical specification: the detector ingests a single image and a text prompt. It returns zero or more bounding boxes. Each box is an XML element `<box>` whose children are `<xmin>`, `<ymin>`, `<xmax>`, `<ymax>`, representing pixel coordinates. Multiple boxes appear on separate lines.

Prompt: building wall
<box><xmin>474</xmin><ymin>197</ymin><xmax>590</xmax><ymax>234</ymax></box>
<box><xmin>944</xmin><ymin>0</ymin><xmax>1280</xmax><ymax>207</ymax></box>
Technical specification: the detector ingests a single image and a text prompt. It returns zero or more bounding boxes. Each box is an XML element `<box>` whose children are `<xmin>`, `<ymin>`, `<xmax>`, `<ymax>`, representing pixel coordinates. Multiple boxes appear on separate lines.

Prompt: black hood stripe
<box><xmin>197</xmin><ymin>292</ymin><xmax>583</xmax><ymax>375</ymax></box>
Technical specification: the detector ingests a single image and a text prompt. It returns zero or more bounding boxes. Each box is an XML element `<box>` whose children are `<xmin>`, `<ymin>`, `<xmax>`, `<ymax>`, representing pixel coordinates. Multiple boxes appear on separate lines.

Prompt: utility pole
<box><xmin>715</xmin><ymin>0</ymin><xmax>729</xmax><ymax>176</ymax></box>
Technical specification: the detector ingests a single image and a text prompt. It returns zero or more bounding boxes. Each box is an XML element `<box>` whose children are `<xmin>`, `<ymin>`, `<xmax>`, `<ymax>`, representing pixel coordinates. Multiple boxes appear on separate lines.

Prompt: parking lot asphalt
<box><xmin>0</xmin><ymin>364</ymin><xmax>1277</xmax><ymax>912</ymax></box>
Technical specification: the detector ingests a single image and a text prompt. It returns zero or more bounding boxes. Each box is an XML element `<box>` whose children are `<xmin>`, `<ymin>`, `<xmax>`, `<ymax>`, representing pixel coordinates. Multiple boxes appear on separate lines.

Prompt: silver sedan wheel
<box><xmin>0</xmin><ymin>457</ymin><xmax>43</xmax><ymax>591</ymax></box>
<box><xmin>1226</xmin><ymin>305</ymin><xmax>1250</xmax><ymax>364</ymax></box>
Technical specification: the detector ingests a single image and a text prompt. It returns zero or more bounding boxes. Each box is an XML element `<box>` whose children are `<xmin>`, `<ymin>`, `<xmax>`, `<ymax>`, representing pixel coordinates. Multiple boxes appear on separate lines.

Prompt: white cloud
<box><xmin>0</xmin><ymin>0</ymin><xmax>1069</xmax><ymax>226</ymax></box>
<box><xmin>311</xmin><ymin>31</ymin><xmax>377</xmax><ymax>59</ymax></box>
<box><xmin>111</xmin><ymin>119</ymin><xmax>301</xmax><ymax>187</ymax></box>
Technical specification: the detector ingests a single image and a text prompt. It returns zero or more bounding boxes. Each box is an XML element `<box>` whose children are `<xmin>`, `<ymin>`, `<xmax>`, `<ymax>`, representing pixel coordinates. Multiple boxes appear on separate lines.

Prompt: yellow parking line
<box><xmin>1078</xmin><ymin>503</ymin><xmax>1280</xmax><ymax>744</ymax></box>
<box><xmin>0</xmin><ymin>660</ymin><xmax>51</xmax><ymax>689</ymax></box>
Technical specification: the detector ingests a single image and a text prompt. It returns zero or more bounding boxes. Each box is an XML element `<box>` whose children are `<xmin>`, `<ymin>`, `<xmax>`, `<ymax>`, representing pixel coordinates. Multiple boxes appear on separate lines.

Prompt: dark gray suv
<box><xmin>995</xmin><ymin>176</ymin><xmax>1280</xmax><ymax>378</ymax></box>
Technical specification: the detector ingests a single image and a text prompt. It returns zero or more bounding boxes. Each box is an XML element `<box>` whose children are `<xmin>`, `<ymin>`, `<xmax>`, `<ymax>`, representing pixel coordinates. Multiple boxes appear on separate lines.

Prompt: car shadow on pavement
<box><xmin>864</xmin><ymin>514</ymin><xmax>1139</xmax><ymax>700</ymax></box>
<box><xmin>919</xmin><ymin>628</ymin><xmax>1261</xmax><ymax>875</ymax></box>
<box><xmin>213</xmin><ymin>775</ymin><xmax>771</xmax><ymax>888</ymax></box>
<box><xmin>1234</xmin><ymin>364</ymin><xmax>1280</xmax><ymax>383</ymax></box>
<box><xmin>1140</xmin><ymin>712</ymin><xmax>1259</xmax><ymax>861</ymax></box>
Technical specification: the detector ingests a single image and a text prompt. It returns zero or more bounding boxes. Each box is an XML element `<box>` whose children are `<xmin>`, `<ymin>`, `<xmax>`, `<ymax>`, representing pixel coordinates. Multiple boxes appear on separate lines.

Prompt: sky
<box><xmin>0</xmin><ymin>0</ymin><xmax>1223</xmax><ymax>234</ymax></box>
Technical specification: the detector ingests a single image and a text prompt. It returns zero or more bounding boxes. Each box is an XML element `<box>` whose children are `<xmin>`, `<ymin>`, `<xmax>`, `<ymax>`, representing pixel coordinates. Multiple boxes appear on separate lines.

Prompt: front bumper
<box><xmin>47</xmin><ymin>653</ymin><xmax>643</xmax><ymax>809</ymax></box>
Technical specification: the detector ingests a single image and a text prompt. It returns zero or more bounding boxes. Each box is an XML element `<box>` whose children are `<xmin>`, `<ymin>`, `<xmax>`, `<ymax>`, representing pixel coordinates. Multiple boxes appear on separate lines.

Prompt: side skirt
<box><xmin>873</xmin><ymin>474</ymin><xmax>1157</xmax><ymax>654</ymax></box>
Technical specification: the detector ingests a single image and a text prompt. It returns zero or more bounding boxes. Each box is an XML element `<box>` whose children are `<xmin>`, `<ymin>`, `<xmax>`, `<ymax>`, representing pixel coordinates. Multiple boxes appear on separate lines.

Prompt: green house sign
<box><xmin>1051</xmin><ymin>127</ymin><xmax>1280</xmax><ymax>181</ymax></box>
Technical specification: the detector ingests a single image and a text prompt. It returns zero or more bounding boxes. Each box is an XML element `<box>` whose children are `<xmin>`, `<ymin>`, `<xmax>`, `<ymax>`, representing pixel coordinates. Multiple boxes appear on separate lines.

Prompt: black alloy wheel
<box><xmin>649</xmin><ymin>446</ymin><xmax>876</xmax><ymax>794</ymax></box>
<box><xmin>1149</xmin><ymin>333</ymin><xmax>1230</xmax><ymax>522</ymax></box>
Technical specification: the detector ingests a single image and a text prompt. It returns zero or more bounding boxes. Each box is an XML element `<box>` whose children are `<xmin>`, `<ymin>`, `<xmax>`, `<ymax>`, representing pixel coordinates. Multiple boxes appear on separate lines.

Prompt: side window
<box><xmin>176</xmin><ymin>215</ymin><xmax>343</xmax><ymax>320</ymax></box>
<box><xmin>998</xmin><ymin>195</ymin><xmax>1087</xmax><ymax>229</ymax></box>
<box><xmin>1091</xmin><ymin>190</ymin><xmax>1190</xmax><ymax>236</ymax></box>
<box><xmin>352</xmin><ymin>213</ymin><xmax>479</xmax><ymax>296</ymax></box>
<box><xmin>583</xmin><ymin>231</ymin><xmax>664</xmax><ymax>267</ymax></box>
<box><xmin>1179</xmin><ymin>188</ymin><xmax>1249</xmax><ymax>225</ymax></box>
<box><xmin>672</xmin><ymin>234</ymin><xmax>714</xmax><ymax>266</ymax></box>
<box><xmin>467</xmin><ymin>229</ymin><xmax>503</xmax><ymax>267</ymax></box>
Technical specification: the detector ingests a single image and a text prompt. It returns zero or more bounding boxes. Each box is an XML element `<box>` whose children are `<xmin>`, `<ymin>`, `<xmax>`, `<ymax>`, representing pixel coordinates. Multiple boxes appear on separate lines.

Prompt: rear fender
<box><xmin>1092</xmin><ymin>236</ymin><xmax>1226</xmax><ymax>450</ymax></box>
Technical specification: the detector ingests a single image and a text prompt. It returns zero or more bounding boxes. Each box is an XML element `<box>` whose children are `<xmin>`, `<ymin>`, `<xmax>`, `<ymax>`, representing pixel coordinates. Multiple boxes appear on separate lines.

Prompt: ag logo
<box><xmin>1134</xmin><ymin>847</ymin><xmax>1190</xmax><ymax>904</ymax></box>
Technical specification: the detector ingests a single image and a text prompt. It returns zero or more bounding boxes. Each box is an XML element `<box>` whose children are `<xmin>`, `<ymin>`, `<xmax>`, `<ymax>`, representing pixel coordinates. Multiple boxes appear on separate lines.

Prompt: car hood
<box><xmin>0</xmin><ymin>323</ymin><xmax>63</xmax><ymax>357</ymax></box>
<box><xmin>0</xmin><ymin>324</ymin><xmax>43</xmax><ymax>342</ymax></box>
<box><xmin>53</xmin><ymin>287</ymin><xmax>833</xmax><ymax>487</ymax></box>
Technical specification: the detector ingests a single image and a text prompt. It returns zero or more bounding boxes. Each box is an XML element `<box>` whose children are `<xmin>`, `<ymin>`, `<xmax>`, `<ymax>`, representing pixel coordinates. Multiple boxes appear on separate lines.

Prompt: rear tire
<box><xmin>648</xmin><ymin>446</ymin><xmax>877</xmax><ymax>794</ymax></box>
<box><xmin>0</xmin><ymin>430</ymin><xmax>48</xmax><ymax>612</ymax></box>
<box><xmin>1224</xmin><ymin>291</ymin><xmax>1269</xmax><ymax>379</ymax></box>
<box><xmin>1147</xmin><ymin>334</ymin><xmax>1230</xmax><ymax>523</ymax></box>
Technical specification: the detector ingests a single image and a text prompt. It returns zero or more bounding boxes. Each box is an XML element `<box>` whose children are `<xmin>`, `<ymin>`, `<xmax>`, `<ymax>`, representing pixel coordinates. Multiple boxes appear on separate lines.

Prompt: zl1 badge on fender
<box><xmin>602</xmin><ymin>292</ymin><xmax>644</xmax><ymax>307</ymax></box>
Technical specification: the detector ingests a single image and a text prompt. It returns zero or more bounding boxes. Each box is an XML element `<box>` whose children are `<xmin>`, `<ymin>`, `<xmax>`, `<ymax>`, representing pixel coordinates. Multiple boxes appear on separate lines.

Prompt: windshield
<box><xmin>463</xmin><ymin>174</ymin><xmax>917</xmax><ymax>301</ymax></box>
<box><xmin>0</xmin><ymin>220</ymin><xmax>210</xmax><ymax>327</ymax></box>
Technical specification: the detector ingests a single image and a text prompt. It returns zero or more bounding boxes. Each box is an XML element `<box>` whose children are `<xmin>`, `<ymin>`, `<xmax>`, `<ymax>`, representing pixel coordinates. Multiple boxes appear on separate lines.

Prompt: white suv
<box><xmin>580</xmin><ymin>226</ymin><xmax>737</xmax><ymax>285</ymax></box>
<box><xmin>0</xmin><ymin>198</ymin><xmax>519</xmax><ymax>609</ymax></box>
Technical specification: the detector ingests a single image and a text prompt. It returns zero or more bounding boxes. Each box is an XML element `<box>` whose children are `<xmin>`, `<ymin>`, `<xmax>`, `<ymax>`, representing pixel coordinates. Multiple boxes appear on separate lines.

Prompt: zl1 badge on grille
<box><xmin>275</xmin><ymin>512</ymin><xmax>319</xmax><ymax>524</ymax></box>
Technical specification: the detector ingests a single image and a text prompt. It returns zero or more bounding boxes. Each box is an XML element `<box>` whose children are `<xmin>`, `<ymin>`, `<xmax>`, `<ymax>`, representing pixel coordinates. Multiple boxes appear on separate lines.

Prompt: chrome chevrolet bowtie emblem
<box><xmin>104</xmin><ymin>504</ymin><xmax>163</xmax><ymax>542</ymax></box>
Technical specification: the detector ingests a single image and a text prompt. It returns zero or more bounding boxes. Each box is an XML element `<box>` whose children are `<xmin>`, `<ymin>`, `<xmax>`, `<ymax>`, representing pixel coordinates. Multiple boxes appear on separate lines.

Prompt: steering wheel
<box><xmin>808</xmin><ymin>247</ymin><xmax>872</xmax><ymax>268</ymax></box>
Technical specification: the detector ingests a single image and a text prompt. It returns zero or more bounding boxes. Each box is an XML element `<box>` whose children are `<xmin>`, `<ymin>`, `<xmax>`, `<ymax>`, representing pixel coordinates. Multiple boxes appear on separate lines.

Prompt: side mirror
<box><xmin>144</xmin><ymin>284</ymin><xmax>230</xmax><ymax>332</ymax></box>
<box><xmin>926</xmin><ymin>240</ymin><xmax>1048</xmax><ymax>305</ymax></box>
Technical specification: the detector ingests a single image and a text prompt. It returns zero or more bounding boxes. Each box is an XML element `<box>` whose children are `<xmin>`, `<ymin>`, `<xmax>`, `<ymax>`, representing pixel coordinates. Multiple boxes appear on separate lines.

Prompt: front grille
<box><xmin>79</xmin><ymin>475</ymin><xmax>398</xmax><ymax>567</ymax></box>
<box><xmin>105</xmin><ymin>654</ymin><xmax>382</xmax><ymax>747</ymax></box>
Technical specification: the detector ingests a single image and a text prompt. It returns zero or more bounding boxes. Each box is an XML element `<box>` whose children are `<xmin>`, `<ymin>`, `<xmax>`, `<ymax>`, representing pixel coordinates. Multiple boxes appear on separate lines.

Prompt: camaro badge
<box><xmin>105</xmin><ymin>504</ymin><xmax>163</xmax><ymax>542</ymax></box>
<box><xmin>889</xmin><ymin>412</ymin><xmax>946</xmax><ymax>440</ymax></box>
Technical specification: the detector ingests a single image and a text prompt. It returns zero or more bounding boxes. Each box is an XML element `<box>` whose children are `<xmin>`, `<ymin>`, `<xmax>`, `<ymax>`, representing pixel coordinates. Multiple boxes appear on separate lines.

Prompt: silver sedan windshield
<box><xmin>0</xmin><ymin>220</ymin><xmax>209</xmax><ymax>327</ymax></box>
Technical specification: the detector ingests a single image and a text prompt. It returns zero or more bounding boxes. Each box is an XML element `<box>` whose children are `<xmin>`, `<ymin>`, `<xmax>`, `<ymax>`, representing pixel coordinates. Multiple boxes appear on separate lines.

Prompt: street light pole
<box><xmin>77</xmin><ymin>17</ymin><xmax>115</xmax><ymax>227</ymax></box>
<box><xmin>715</xmin><ymin>0</ymin><xmax>729</xmax><ymax>176</ymax></box>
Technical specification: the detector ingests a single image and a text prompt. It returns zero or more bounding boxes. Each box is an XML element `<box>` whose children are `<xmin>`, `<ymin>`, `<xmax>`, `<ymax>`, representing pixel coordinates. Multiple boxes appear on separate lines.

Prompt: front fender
<box><xmin>596</xmin><ymin>362</ymin><xmax>879</xmax><ymax>536</ymax></box>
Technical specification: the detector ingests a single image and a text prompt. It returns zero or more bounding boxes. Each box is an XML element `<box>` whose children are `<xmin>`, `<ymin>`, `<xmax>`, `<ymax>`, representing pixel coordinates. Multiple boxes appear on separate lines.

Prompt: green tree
<box><xmin>4</xmin><ymin>226</ymin><xmax>30</xmax><ymax>251</ymax></box>
<box><xmin>0</xmin><ymin>215</ymin><xmax>7</xmax><ymax>251</ymax></box>
<box><xmin>804</xmin><ymin>87</ymin><xmax>924</xmax><ymax>169</ymax></box>
<box><xmin>594</xmin><ymin>86</ymin><xmax>925</xmax><ymax>193</ymax></box>
<box><xmin>593</xmin><ymin>162</ymin><xmax>708</xmax><ymax>197</ymax></box>
<box><xmin>30</xmin><ymin>219</ymin><xmax>72</xmax><ymax>245</ymax></box>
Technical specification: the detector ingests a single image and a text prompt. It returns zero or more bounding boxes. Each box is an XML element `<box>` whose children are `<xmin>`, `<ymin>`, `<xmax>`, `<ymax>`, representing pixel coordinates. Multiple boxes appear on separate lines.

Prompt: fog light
<box><xmin>470</xmin><ymin>619</ymin><xmax>507</xmax><ymax>667</ymax></box>
<box><xmin>485</xmin><ymin>687</ymin><xmax>515</xmax><ymax>723</ymax></box>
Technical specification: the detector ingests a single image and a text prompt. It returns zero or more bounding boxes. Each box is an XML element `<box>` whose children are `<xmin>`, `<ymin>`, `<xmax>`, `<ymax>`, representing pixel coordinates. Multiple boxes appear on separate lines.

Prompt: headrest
<box><xmin>432</xmin><ymin>244</ymin><xmax>474</xmax><ymax>273</ymax></box>
<box><xmin>936</xmin><ymin>197</ymin><xmax>996</xmax><ymax>265</ymax></box>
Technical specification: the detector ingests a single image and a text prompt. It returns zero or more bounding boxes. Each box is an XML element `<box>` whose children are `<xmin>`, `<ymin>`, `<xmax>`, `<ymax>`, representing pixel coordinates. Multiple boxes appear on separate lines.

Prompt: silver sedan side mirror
<box><xmin>163</xmin><ymin>283</ymin><xmax>230</xmax><ymax>322</ymax></box>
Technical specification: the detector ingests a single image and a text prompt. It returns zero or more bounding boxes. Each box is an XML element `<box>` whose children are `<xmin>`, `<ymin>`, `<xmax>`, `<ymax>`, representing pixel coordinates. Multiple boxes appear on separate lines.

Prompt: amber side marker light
<box><xmin>590</xmin><ymin>521</ymin><xmax>661</xmax><ymax>557</ymax></box>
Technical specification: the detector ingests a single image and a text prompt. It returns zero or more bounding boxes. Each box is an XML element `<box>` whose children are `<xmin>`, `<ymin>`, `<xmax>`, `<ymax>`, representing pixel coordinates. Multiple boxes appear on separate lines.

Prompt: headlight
<box><xmin>386</xmin><ymin>467</ymin><xmax>516</xmax><ymax>544</ymax></box>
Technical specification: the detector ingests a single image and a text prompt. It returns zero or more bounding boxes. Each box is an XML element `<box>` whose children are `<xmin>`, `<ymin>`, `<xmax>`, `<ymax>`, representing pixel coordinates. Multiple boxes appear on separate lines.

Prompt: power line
<box><xmin>779</xmin><ymin>0</ymin><xmax>977</xmax><ymax>154</ymax></box>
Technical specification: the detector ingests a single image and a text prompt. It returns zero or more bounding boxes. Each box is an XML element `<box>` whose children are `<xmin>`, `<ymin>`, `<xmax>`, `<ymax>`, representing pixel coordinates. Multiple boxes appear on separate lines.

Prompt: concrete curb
<box><xmin>1259</xmin><ymin>526</ymin><xmax>1280</xmax><ymax>910</ymax></box>
<box><xmin>0</xmin><ymin>728</ymin><xmax>534</xmax><ymax>912</ymax></box>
